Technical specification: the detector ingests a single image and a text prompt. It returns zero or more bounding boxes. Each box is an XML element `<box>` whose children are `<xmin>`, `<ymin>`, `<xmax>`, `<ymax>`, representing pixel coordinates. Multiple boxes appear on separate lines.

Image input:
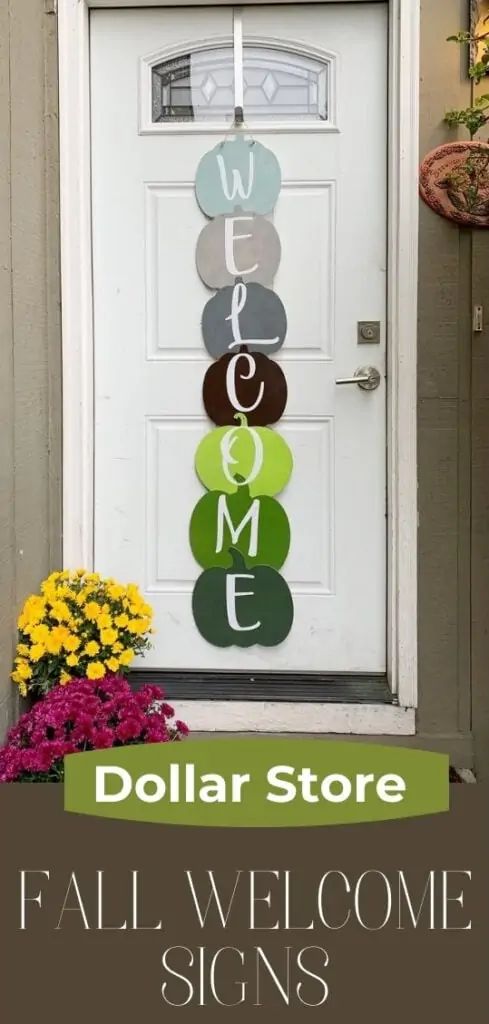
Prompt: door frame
<box><xmin>58</xmin><ymin>0</ymin><xmax>419</xmax><ymax>734</ymax></box>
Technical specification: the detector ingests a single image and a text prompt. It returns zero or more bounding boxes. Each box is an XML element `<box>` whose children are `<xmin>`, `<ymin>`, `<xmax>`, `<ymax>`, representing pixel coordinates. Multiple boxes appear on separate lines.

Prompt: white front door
<box><xmin>90</xmin><ymin>3</ymin><xmax>388</xmax><ymax>675</ymax></box>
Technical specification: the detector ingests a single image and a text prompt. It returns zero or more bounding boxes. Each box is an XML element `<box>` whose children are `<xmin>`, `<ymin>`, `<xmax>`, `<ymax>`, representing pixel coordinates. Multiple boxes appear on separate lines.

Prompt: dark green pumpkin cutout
<box><xmin>189</xmin><ymin>477</ymin><xmax>290</xmax><ymax>570</ymax></box>
<box><xmin>192</xmin><ymin>548</ymin><xmax>294</xmax><ymax>648</ymax></box>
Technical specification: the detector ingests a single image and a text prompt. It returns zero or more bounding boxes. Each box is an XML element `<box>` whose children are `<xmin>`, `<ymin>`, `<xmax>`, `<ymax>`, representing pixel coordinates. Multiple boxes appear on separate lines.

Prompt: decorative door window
<box><xmin>151</xmin><ymin>45</ymin><xmax>329</xmax><ymax>123</ymax></box>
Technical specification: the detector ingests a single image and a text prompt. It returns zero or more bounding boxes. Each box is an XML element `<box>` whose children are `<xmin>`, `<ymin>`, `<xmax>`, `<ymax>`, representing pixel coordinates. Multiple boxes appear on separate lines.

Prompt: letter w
<box><xmin>186</xmin><ymin>870</ymin><xmax>242</xmax><ymax>928</ymax></box>
<box><xmin>216</xmin><ymin>494</ymin><xmax>260</xmax><ymax>558</ymax></box>
<box><xmin>216</xmin><ymin>152</ymin><xmax>255</xmax><ymax>201</ymax></box>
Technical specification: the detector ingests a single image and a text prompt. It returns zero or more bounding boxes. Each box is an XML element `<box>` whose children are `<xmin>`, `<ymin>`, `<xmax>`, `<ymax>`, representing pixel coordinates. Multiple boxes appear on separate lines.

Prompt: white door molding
<box><xmin>58</xmin><ymin>0</ymin><xmax>419</xmax><ymax>726</ymax></box>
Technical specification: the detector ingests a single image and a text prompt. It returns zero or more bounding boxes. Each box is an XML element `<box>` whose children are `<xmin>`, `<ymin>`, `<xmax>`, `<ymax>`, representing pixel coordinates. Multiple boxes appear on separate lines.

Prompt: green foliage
<box><xmin>445</xmin><ymin>26</ymin><xmax>489</xmax><ymax>137</ymax></box>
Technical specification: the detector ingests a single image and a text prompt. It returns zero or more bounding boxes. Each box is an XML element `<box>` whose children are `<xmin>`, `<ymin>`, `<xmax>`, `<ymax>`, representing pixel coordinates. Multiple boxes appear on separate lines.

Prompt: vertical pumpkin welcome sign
<box><xmin>189</xmin><ymin>83</ymin><xmax>294</xmax><ymax>648</ymax></box>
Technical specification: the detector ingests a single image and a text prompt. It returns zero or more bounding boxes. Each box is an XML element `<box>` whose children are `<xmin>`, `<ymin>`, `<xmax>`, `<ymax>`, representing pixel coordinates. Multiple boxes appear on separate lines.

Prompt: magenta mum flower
<box><xmin>0</xmin><ymin>674</ymin><xmax>189</xmax><ymax>782</ymax></box>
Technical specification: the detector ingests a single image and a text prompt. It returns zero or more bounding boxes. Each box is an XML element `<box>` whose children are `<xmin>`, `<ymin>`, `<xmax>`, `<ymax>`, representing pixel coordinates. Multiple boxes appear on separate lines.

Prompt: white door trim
<box><xmin>58</xmin><ymin>0</ymin><xmax>419</xmax><ymax>732</ymax></box>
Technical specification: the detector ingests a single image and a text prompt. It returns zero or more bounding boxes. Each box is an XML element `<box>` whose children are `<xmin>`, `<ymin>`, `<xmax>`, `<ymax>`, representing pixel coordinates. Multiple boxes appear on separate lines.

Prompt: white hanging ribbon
<box><xmin>233</xmin><ymin>8</ymin><xmax>244</xmax><ymax>124</ymax></box>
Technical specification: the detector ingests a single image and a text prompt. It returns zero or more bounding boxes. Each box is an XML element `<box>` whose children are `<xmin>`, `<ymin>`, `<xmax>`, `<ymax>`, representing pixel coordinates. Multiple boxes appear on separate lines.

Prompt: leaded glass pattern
<box><xmin>152</xmin><ymin>46</ymin><xmax>329</xmax><ymax>123</ymax></box>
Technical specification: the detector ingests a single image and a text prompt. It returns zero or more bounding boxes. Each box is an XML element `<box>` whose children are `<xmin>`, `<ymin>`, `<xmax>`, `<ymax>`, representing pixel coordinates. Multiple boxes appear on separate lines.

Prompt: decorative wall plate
<box><xmin>419</xmin><ymin>141</ymin><xmax>489</xmax><ymax>227</ymax></box>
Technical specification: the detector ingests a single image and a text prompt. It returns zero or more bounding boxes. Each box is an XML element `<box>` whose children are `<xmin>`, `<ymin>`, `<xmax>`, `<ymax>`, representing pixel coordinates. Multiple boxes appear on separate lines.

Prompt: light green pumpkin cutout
<box><xmin>195</xmin><ymin>414</ymin><xmax>293</xmax><ymax>498</ymax></box>
<box><xmin>189</xmin><ymin>477</ymin><xmax>291</xmax><ymax>570</ymax></box>
<box><xmin>195</xmin><ymin>135</ymin><xmax>281</xmax><ymax>218</ymax></box>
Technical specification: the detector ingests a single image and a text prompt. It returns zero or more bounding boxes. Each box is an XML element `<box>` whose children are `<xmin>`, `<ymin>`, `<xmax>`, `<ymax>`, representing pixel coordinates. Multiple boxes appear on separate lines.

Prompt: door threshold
<box><xmin>129</xmin><ymin>670</ymin><xmax>415</xmax><ymax>735</ymax></box>
<box><xmin>129</xmin><ymin>669</ymin><xmax>394</xmax><ymax>704</ymax></box>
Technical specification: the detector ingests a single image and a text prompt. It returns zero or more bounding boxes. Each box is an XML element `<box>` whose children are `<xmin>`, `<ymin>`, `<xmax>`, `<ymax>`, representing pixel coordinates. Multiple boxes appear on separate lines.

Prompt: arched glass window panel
<box><xmin>152</xmin><ymin>45</ymin><xmax>329</xmax><ymax>123</ymax></box>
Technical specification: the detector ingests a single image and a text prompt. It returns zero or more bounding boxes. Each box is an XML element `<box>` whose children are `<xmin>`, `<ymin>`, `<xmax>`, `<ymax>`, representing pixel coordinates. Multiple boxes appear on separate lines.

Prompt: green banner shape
<box><xmin>64</xmin><ymin>740</ymin><xmax>449</xmax><ymax>826</ymax></box>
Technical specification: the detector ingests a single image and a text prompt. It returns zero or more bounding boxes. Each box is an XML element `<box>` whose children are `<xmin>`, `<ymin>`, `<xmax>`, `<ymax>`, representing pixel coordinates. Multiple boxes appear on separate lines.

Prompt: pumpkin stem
<box><xmin>229</xmin><ymin>547</ymin><xmax>247</xmax><ymax>571</ymax></box>
<box><xmin>233</xmin><ymin>474</ymin><xmax>250</xmax><ymax>495</ymax></box>
<box><xmin>234</xmin><ymin>412</ymin><xmax>248</xmax><ymax>428</ymax></box>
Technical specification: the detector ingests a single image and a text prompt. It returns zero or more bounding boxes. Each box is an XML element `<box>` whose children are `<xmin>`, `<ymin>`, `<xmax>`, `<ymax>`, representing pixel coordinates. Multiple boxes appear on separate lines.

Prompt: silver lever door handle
<box><xmin>335</xmin><ymin>366</ymin><xmax>381</xmax><ymax>391</ymax></box>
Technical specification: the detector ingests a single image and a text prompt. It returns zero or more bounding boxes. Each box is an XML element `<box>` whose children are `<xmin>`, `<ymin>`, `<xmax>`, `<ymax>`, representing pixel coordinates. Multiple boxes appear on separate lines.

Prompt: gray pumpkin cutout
<box><xmin>195</xmin><ymin>135</ymin><xmax>282</xmax><ymax>218</ymax></box>
<box><xmin>201</xmin><ymin>281</ymin><xmax>287</xmax><ymax>360</ymax></box>
<box><xmin>195</xmin><ymin>212</ymin><xmax>281</xmax><ymax>290</ymax></box>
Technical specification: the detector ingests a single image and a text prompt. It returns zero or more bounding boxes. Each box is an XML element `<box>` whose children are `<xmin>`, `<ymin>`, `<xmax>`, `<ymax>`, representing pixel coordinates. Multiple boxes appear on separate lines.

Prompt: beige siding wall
<box><xmin>0</xmin><ymin>0</ymin><xmax>487</xmax><ymax>771</ymax></box>
<box><xmin>417</xmin><ymin>0</ymin><xmax>473</xmax><ymax>758</ymax></box>
<box><xmin>0</xmin><ymin>0</ymin><xmax>61</xmax><ymax>736</ymax></box>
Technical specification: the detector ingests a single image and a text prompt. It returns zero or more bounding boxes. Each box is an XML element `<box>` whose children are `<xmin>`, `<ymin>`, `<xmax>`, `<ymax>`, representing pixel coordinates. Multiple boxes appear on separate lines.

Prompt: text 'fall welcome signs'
<box><xmin>190</xmin><ymin>134</ymin><xmax>294</xmax><ymax>649</ymax></box>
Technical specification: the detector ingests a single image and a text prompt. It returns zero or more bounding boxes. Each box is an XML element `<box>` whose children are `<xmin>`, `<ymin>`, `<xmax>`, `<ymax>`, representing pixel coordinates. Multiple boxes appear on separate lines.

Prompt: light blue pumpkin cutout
<box><xmin>195</xmin><ymin>135</ymin><xmax>282</xmax><ymax>218</ymax></box>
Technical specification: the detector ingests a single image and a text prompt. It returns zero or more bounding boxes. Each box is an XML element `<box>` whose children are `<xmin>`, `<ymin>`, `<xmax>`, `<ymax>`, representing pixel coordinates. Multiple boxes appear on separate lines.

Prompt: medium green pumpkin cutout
<box><xmin>194</xmin><ymin>413</ymin><xmax>293</xmax><ymax>497</ymax></box>
<box><xmin>189</xmin><ymin>476</ymin><xmax>291</xmax><ymax>570</ymax></box>
<box><xmin>192</xmin><ymin>548</ymin><xmax>294</xmax><ymax>648</ymax></box>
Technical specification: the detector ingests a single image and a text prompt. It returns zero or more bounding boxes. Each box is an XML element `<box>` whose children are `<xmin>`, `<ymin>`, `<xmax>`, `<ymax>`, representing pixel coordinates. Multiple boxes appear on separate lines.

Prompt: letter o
<box><xmin>354</xmin><ymin>871</ymin><xmax>392</xmax><ymax>930</ymax></box>
<box><xmin>320</xmin><ymin>774</ymin><xmax>352</xmax><ymax>803</ymax></box>
<box><xmin>135</xmin><ymin>773</ymin><xmax>166</xmax><ymax>803</ymax></box>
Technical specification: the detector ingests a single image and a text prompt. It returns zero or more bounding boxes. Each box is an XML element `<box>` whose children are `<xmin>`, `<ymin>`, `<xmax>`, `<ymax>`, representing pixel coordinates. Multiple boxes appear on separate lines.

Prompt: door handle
<box><xmin>335</xmin><ymin>366</ymin><xmax>381</xmax><ymax>391</ymax></box>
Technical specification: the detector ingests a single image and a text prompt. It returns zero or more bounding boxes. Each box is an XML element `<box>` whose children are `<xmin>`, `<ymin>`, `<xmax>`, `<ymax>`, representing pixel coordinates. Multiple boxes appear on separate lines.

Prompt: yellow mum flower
<box><xmin>30</xmin><ymin>623</ymin><xmax>50</xmax><ymax>644</ymax></box>
<box><xmin>18</xmin><ymin>595</ymin><xmax>46</xmax><ymax>629</ymax></box>
<box><xmin>126</xmin><ymin>583</ymin><xmax>140</xmax><ymax>599</ymax></box>
<box><xmin>105</xmin><ymin>657</ymin><xmax>119</xmax><ymax>672</ymax></box>
<box><xmin>66</xmin><ymin>653</ymin><xmax>79</xmax><ymax>667</ymax></box>
<box><xmin>51</xmin><ymin>600</ymin><xmax>71</xmax><ymax>622</ymax></box>
<box><xmin>15</xmin><ymin>660</ymin><xmax>32</xmax><ymax>681</ymax></box>
<box><xmin>118</xmin><ymin>649</ymin><xmax>134</xmax><ymax>667</ymax></box>
<box><xmin>141</xmin><ymin>603</ymin><xmax>153</xmax><ymax>618</ymax></box>
<box><xmin>108</xmin><ymin>584</ymin><xmax>125</xmax><ymax>600</ymax></box>
<box><xmin>100</xmin><ymin>627</ymin><xmax>118</xmax><ymax>646</ymax></box>
<box><xmin>114</xmin><ymin>613</ymin><xmax>129</xmax><ymax>628</ymax></box>
<box><xmin>84</xmin><ymin>640</ymin><xmax>100</xmax><ymax>657</ymax></box>
<box><xmin>75</xmin><ymin>591</ymin><xmax>87</xmax><ymax>606</ymax></box>
<box><xmin>129</xmin><ymin>602</ymin><xmax>143</xmax><ymax>617</ymax></box>
<box><xmin>45</xmin><ymin>626</ymin><xmax>70</xmax><ymax>655</ymax></box>
<box><xmin>127</xmin><ymin>619</ymin><xmax>148</xmax><ymax>636</ymax></box>
<box><xmin>85</xmin><ymin>573</ymin><xmax>100</xmax><ymax>584</ymax></box>
<box><xmin>84</xmin><ymin>601</ymin><xmax>101</xmax><ymax>621</ymax></box>
<box><xmin>16</xmin><ymin>643</ymin><xmax>30</xmax><ymax>657</ymax></box>
<box><xmin>29</xmin><ymin>643</ymin><xmax>46</xmax><ymax>663</ymax></box>
<box><xmin>46</xmin><ymin>634</ymin><xmax>62</xmax><ymax>655</ymax></box>
<box><xmin>97</xmin><ymin>613</ymin><xmax>112</xmax><ymax>629</ymax></box>
<box><xmin>86</xmin><ymin>660</ymin><xmax>105</xmax><ymax>680</ymax></box>
<box><xmin>63</xmin><ymin>634</ymin><xmax>80</xmax><ymax>652</ymax></box>
<box><xmin>60</xmin><ymin>671</ymin><xmax>71</xmax><ymax>685</ymax></box>
<box><xmin>17</xmin><ymin>679</ymin><xmax>28</xmax><ymax>697</ymax></box>
<box><xmin>112</xmin><ymin>642</ymin><xmax>123</xmax><ymax>654</ymax></box>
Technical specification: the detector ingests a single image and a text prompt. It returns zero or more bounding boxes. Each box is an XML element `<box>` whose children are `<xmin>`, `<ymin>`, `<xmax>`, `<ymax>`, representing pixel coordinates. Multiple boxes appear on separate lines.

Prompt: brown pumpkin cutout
<box><xmin>203</xmin><ymin>346</ymin><xmax>288</xmax><ymax>427</ymax></box>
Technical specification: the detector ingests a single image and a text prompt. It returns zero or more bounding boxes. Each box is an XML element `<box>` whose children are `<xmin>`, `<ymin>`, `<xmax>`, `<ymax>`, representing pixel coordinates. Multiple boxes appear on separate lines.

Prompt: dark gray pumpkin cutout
<box><xmin>202</xmin><ymin>281</ymin><xmax>287</xmax><ymax>360</ymax></box>
<box><xmin>195</xmin><ymin>212</ymin><xmax>281</xmax><ymax>290</ymax></box>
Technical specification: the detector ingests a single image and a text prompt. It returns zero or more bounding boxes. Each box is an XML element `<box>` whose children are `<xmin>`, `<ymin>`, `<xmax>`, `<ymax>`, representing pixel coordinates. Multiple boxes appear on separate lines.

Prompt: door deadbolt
<box><xmin>335</xmin><ymin>366</ymin><xmax>381</xmax><ymax>391</ymax></box>
<box><xmin>358</xmin><ymin>321</ymin><xmax>380</xmax><ymax>343</ymax></box>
